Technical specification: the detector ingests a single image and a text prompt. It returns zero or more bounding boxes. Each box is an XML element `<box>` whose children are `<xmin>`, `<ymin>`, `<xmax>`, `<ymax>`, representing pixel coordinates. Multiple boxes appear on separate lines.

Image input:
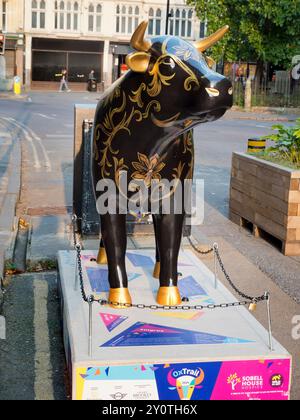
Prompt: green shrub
<box><xmin>262</xmin><ymin>119</ymin><xmax>300</xmax><ymax>167</ymax></box>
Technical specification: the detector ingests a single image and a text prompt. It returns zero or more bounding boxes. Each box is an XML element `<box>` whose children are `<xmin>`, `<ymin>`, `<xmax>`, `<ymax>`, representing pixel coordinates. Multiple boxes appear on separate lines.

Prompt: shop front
<box><xmin>31</xmin><ymin>38</ymin><xmax>104</xmax><ymax>90</ymax></box>
<box><xmin>109</xmin><ymin>42</ymin><xmax>131</xmax><ymax>82</ymax></box>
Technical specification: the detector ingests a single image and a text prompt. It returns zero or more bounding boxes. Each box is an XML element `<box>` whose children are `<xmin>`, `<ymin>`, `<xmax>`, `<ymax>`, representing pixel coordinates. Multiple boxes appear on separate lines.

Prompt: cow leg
<box><xmin>154</xmin><ymin>213</ymin><xmax>184</xmax><ymax>305</ymax></box>
<box><xmin>152</xmin><ymin>215</ymin><xmax>160</xmax><ymax>279</ymax></box>
<box><xmin>100</xmin><ymin>213</ymin><xmax>131</xmax><ymax>308</ymax></box>
<box><xmin>96</xmin><ymin>238</ymin><xmax>108</xmax><ymax>265</ymax></box>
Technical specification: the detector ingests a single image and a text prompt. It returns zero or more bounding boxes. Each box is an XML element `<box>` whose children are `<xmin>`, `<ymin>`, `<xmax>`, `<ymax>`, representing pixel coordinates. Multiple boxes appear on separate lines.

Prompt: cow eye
<box><xmin>163</xmin><ymin>57</ymin><xmax>176</xmax><ymax>69</ymax></box>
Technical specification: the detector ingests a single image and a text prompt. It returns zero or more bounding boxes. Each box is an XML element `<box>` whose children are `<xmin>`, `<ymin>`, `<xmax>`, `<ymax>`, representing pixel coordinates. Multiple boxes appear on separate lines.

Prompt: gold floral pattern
<box><xmin>132</xmin><ymin>153</ymin><xmax>166</xmax><ymax>187</ymax></box>
<box><xmin>183</xmin><ymin>130</ymin><xmax>194</xmax><ymax>179</ymax></box>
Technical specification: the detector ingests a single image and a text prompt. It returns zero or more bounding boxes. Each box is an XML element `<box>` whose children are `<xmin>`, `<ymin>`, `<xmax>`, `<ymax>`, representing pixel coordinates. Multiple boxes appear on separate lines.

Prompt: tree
<box><xmin>188</xmin><ymin>0</ymin><xmax>300</xmax><ymax>69</ymax></box>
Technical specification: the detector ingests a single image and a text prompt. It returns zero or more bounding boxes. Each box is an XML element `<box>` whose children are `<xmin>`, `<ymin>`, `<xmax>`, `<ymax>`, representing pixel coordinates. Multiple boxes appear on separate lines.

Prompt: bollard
<box><xmin>247</xmin><ymin>137</ymin><xmax>266</xmax><ymax>154</ymax></box>
<box><xmin>13</xmin><ymin>76</ymin><xmax>21</xmax><ymax>95</ymax></box>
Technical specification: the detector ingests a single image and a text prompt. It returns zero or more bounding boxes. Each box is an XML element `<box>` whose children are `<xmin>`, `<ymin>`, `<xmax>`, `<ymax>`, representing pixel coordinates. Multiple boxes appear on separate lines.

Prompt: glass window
<box><xmin>32</xmin><ymin>11</ymin><xmax>37</xmax><ymax>28</ymax></box>
<box><xmin>32</xmin><ymin>0</ymin><xmax>46</xmax><ymax>29</ymax></box>
<box><xmin>169</xmin><ymin>8</ymin><xmax>193</xmax><ymax>38</ymax></box>
<box><xmin>88</xmin><ymin>14</ymin><xmax>93</xmax><ymax>31</ymax></box>
<box><xmin>40</xmin><ymin>11</ymin><xmax>45</xmax><ymax>28</ymax></box>
<box><xmin>115</xmin><ymin>3</ymin><xmax>140</xmax><ymax>34</ymax></box>
<box><xmin>199</xmin><ymin>21</ymin><xmax>205</xmax><ymax>38</ymax></box>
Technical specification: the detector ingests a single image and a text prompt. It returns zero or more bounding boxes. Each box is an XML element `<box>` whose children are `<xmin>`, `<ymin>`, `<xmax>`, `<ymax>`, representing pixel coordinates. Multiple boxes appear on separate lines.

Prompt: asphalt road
<box><xmin>0</xmin><ymin>92</ymin><xmax>281</xmax><ymax>213</ymax></box>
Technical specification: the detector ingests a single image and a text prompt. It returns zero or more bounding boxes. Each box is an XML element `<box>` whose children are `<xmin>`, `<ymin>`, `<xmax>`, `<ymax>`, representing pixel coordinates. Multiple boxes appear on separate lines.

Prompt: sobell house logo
<box><xmin>227</xmin><ymin>373</ymin><xmax>241</xmax><ymax>391</ymax></box>
<box><xmin>227</xmin><ymin>373</ymin><xmax>264</xmax><ymax>391</ymax></box>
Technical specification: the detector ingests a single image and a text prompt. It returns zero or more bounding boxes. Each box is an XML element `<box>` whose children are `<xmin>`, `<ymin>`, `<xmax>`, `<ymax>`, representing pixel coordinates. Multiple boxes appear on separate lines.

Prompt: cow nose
<box><xmin>215</xmin><ymin>77</ymin><xmax>233</xmax><ymax>96</ymax></box>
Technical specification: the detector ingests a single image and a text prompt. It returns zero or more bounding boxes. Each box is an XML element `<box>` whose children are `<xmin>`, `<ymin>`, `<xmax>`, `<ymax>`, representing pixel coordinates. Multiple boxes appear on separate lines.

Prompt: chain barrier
<box><xmin>71</xmin><ymin>213</ymin><xmax>268</xmax><ymax>310</ymax></box>
<box><xmin>186</xmin><ymin>236</ymin><xmax>213</xmax><ymax>255</ymax></box>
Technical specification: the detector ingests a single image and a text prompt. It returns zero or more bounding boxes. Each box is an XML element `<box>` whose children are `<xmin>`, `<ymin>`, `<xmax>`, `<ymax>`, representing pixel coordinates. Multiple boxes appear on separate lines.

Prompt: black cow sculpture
<box><xmin>92</xmin><ymin>21</ymin><xmax>233</xmax><ymax>307</ymax></box>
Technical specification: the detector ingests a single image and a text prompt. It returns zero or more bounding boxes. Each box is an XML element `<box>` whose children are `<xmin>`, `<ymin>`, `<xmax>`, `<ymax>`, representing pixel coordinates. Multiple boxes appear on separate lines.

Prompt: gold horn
<box><xmin>194</xmin><ymin>25</ymin><xmax>229</xmax><ymax>52</ymax></box>
<box><xmin>130</xmin><ymin>21</ymin><xmax>151</xmax><ymax>52</ymax></box>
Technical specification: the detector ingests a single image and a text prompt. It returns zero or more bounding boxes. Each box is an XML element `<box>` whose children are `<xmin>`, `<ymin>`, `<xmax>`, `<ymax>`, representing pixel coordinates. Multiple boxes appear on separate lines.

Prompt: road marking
<box><xmin>33</xmin><ymin>278</ymin><xmax>54</xmax><ymax>400</ymax></box>
<box><xmin>34</xmin><ymin>113</ymin><xmax>56</xmax><ymax>120</ymax></box>
<box><xmin>46</xmin><ymin>134</ymin><xmax>73</xmax><ymax>138</ymax></box>
<box><xmin>255</xmin><ymin>124</ymin><xmax>269</xmax><ymax>128</ymax></box>
<box><xmin>4</xmin><ymin>118</ymin><xmax>52</xmax><ymax>172</ymax></box>
<box><xmin>2</xmin><ymin>117</ymin><xmax>41</xmax><ymax>170</ymax></box>
<box><xmin>0</xmin><ymin>315</ymin><xmax>5</xmax><ymax>340</ymax></box>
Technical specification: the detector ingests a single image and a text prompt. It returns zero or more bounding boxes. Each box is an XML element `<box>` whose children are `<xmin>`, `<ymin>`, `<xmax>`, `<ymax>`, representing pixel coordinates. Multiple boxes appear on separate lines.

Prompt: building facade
<box><xmin>25</xmin><ymin>0</ymin><xmax>205</xmax><ymax>89</ymax></box>
<box><xmin>2</xmin><ymin>0</ymin><xmax>205</xmax><ymax>89</ymax></box>
<box><xmin>0</xmin><ymin>0</ymin><xmax>24</xmax><ymax>81</ymax></box>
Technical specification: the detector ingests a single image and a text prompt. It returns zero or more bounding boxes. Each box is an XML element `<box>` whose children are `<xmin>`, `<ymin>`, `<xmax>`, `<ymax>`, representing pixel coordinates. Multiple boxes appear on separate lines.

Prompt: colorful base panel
<box><xmin>75</xmin><ymin>359</ymin><xmax>291</xmax><ymax>400</ymax></box>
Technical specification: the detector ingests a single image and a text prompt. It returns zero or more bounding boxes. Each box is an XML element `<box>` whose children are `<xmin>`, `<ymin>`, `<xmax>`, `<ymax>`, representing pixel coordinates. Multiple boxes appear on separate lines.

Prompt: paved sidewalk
<box><xmin>0</xmin><ymin>125</ymin><xmax>21</xmax><ymax>282</ymax></box>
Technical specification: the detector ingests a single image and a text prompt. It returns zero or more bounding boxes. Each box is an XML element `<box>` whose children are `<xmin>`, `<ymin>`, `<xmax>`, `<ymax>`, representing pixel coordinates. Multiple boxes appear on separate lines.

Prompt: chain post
<box><xmin>265</xmin><ymin>291</ymin><xmax>274</xmax><ymax>352</ymax></box>
<box><xmin>88</xmin><ymin>295</ymin><xmax>94</xmax><ymax>357</ymax></box>
<box><xmin>213</xmin><ymin>242</ymin><xmax>218</xmax><ymax>289</ymax></box>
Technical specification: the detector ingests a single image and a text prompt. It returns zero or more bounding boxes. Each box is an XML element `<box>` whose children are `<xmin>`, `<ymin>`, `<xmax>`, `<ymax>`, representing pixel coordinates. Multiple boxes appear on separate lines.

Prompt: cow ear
<box><xmin>205</xmin><ymin>56</ymin><xmax>216</xmax><ymax>69</ymax></box>
<box><xmin>126</xmin><ymin>52</ymin><xmax>151</xmax><ymax>73</ymax></box>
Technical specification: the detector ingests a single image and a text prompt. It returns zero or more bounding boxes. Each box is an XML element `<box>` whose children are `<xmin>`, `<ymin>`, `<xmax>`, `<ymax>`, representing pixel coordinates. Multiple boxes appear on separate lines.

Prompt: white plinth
<box><xmin>57</xmin><ymin>249</ymin><xmax>291</xmax><ymax>400</ymax></box>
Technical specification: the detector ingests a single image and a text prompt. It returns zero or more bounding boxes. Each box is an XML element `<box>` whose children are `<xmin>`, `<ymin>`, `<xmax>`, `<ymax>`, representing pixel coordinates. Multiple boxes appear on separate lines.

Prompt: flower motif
<box><xmin>132</xmin><ymin>153</ymin><xmax>165</xmax><ymax>187</ymax></box>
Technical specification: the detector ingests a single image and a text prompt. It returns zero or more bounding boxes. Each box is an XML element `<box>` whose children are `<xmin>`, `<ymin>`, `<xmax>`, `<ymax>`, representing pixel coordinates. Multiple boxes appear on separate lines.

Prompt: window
<box><xmin>2</xmin><ymin>1</ymin><xmax>7</xmax><ymax>31</ymax></box>
<box><xmin>169</xmin><ymin>8</ymin><xmax>193</xmax><ymax>38</ymax></box>
<box><xmin>116</xmin><ymin>4</ymin><xmax>139</xmax><ymax>35</ymax></box>
<box><xmin>54</xmin><ymin>1</ymin><xmax>79</xmax><ymax>31</ymax></box>
<box><xmin>148</xmin><ymin>8</ymin><xmax>161</xmax><ymax>36</ymax></box>
<box><xmin>88</xmin><ymin>3</ymin><xmax>102</xmax><ymax>32</ymax></box>
<box><xmin>199</xmin><ymin>21</ymin><xmax>206</xmax><ymax>38</ymax></box>
<box><xmin>31</xmin><ymin>0</ymin><xmax>46</xmax><ymax>29</ymax></box>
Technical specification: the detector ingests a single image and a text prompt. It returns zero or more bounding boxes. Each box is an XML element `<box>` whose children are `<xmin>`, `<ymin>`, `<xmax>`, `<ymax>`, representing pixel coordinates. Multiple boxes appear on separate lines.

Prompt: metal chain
<box><xmin>94</xmin><ymin>298</ymin><xmax>256</xmax><ymax>310</ymax></box>
<box><xmin>71</xmin><ymin>213</ymin><xmax>267</xmax><ymax>310</ymax></box>
<box><xmin>213</xmin><ymin>244</ymin><xmax>265</xmax><ymax>303</ymax></box>
<box><xmin>186</xmin><ymin>236</ymin><xmax>213</xmax><ymax>255</ymax></box>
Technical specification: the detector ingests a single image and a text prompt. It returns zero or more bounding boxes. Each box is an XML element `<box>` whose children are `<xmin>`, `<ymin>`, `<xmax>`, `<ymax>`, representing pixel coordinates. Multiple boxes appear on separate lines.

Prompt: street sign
<box><xmin>0</xmin><ymin>33</ymin><xmax>5</xmax><ymax>55</ymax></box>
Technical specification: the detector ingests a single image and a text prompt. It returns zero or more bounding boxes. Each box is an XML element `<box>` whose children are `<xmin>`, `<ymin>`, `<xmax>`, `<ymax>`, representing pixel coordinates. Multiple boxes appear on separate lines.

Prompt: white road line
<box><xmin>34</xmin><ymin>113</ymin><xmax>56</xmax><ymax>120</ymax></box>
<box><xmin>5</xmin><ymin>118</ymin><xmax>52</xmax><ymax>172</ymax></box>
<box><xmin>33</xmin><ymin>278</ymin><xmax>54</xmax><ymax>400</ymax></box>
<box><xmin>13</xmin><ymin>120</ymin><xmax>52</xmax><ymax>172</ymax></box>
<box><xmin>2</xmin><ymin>117</ymin><xmax>41</xmax><ymax>170</ymax></box>
<box><xmin>46</xmin><ymin>134</ymin><xmax>73</xmax><ymax>138</ymax></box>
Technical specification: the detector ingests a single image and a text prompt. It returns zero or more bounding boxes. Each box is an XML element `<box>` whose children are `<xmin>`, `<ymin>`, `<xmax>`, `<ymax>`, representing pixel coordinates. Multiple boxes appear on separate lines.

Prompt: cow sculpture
<box><xmin>92</xmin><ymin>21</ymin><xmax>233</xmax><ymax>307</ymax></box>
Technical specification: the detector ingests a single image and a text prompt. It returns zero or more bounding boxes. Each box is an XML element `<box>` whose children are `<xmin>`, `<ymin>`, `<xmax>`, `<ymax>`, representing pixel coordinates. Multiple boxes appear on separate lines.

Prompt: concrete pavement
<box><xmin>0</xmin><ymin>121</ymin><xmax>21</xmax><ymax>305</ymax></box>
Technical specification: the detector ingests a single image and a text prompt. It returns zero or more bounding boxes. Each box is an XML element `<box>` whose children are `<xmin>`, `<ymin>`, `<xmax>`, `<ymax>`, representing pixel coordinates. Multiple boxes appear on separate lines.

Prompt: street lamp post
<box><xmin>165</xmin><ymin>0</ymin><xmax>171</xmax><ymax>35</ymax></box>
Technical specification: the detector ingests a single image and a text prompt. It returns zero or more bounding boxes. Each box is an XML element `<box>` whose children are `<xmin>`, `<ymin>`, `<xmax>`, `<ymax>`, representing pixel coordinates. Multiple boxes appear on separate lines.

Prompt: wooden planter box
<box><xmin>229</xmin><ymin>152</ymin><xmax>300</xmax><ymax>256</ymax></box>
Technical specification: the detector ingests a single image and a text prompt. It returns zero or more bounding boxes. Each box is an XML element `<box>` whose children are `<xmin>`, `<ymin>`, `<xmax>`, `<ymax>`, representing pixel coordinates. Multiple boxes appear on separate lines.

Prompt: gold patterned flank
<box><xmin>129</xmin><ymin>83</ymin><xmax>146</xmax><ymax>108</ymax></box>
<box><xmin>132</xmin><ymin>153</ymin><xmax>166</xmax><ymax>187</ymax></box>
<box><xmin>94</xmin><ymin>90</ymin><xmax>161</xmax><ymax>178</ymax></box>
<box><xmin>113</xmin><ymin>156</ymin><xmax>128</xmax><ymax>187</ymax></box>
<box><xmin>183</xmin><ymin>130</ymin><xmax>194</xmax><ymax>179</ymax></box>
<box><xmin>151</xmin><ymin>112</ymin><xmax>181</xmax><ymax>128</ymax></box>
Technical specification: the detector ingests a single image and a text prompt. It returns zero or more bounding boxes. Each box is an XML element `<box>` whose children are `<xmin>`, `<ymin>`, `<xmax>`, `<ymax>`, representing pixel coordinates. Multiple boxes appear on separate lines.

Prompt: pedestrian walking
<box><xmin>59</xmin><ymin>68</ymin><xmax>71</xmax><ymax>92</ymax></box>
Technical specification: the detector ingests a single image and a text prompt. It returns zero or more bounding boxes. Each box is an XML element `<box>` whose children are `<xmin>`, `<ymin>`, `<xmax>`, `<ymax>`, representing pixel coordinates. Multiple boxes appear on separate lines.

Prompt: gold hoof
<box><xmin>109</xmin><ymin>288</ymin><xmax>132</xmax><ymax>309</ymax></box>
<box><xmin>157</xmin><ymin>286</ymin><xmax>182</xmax><ymax>306</ymax></box>
<box><xmin>153</xmin><ymin>262</ymin><xmax>160</xmax><ymax>279</ymax></box>
<box><xmin>97</xmin><ymin>247</ymin><xmax>107</xmax><ymax>265</ymax></box>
